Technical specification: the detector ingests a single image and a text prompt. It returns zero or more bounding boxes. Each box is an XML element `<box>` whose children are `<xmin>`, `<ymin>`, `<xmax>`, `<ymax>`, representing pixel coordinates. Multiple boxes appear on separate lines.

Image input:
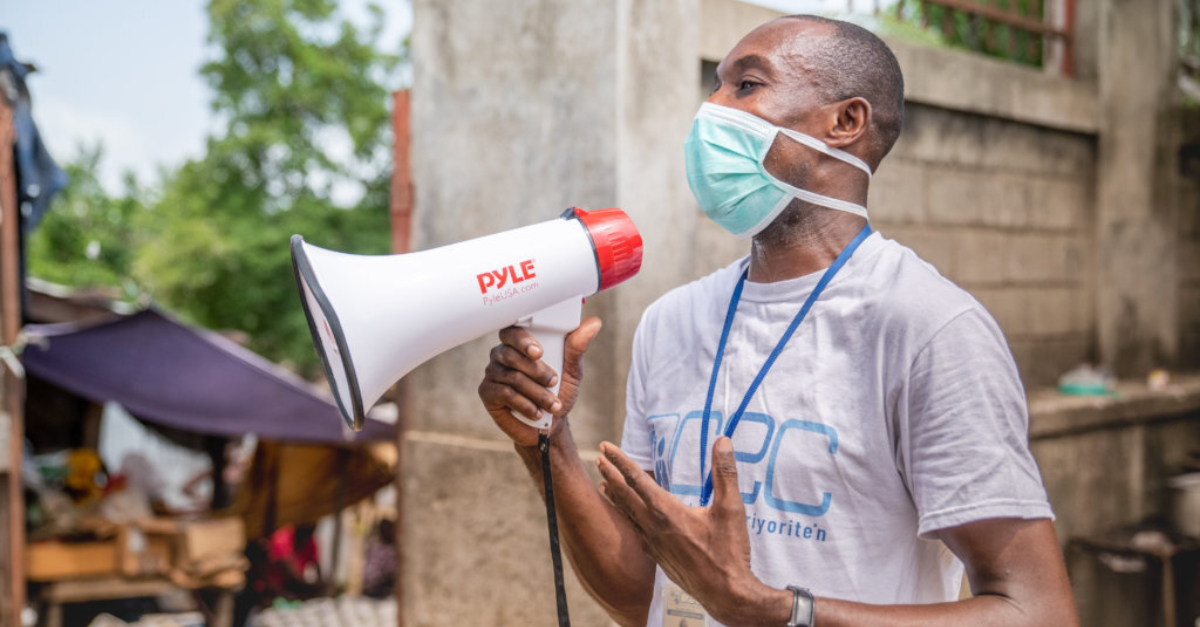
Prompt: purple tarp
<box><xmin>22</xmin><ymin>309</ymin><xmax>395</xmax><ymax>443</ymax></box>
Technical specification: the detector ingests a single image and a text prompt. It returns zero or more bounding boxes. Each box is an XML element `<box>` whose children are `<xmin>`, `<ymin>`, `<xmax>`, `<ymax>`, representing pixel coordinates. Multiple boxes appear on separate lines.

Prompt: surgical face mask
<box><xmin>684</xmin><ymin>102</ymin><xmax>872</xmax><ymax>238</ymax></box>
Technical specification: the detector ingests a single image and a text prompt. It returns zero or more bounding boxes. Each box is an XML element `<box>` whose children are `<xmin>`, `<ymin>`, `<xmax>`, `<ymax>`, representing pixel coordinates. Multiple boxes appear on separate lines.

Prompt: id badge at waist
<box><xmin>663</xmin><ymin>579</ymin><xmax>711</xmax><ymax>626</ymax></box>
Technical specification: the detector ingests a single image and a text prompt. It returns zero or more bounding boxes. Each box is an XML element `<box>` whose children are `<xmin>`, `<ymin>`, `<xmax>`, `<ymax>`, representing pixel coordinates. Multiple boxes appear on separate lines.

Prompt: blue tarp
<box><xmin>22</xmin><ymin>309</ymin><xmax>395</xmax><ymax>443</ymax></box>
<box><xmin>0</xmin><ymin>32</ymin><xmax>67</xmax><ymax>234</ymax></box>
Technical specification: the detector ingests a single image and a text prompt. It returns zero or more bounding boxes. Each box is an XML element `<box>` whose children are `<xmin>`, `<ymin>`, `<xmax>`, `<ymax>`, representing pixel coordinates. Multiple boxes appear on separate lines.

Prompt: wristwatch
<box><xmin>786</xmin><ymin>585</ymin><xmax>815</xmax><ymax>627</ymax></box>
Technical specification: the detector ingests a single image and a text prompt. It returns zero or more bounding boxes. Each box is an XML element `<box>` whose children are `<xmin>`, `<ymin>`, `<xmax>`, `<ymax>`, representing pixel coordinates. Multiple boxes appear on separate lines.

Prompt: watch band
<box><xmin>786</xmin><ymin>585</ymin><xmax>814</xmax><ymax>627</ymax></box>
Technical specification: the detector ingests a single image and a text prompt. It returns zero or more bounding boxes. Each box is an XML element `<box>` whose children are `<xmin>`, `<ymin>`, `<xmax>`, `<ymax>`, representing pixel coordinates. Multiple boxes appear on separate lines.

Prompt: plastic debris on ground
<box><xmin>86</xmin><ymin>612</ymin><xmax>204</xmax><ymax>627</ymax></box>
<box><xmin>251</xmin><ymin>596</ymin><xmax>397</xmax><ymax>627</ymax></box>
<box><xmin>1057</xmin><ymin>364</ymin><xmax>1115</xmax><ymax>396</ymax></box>
<box><xmin>1147</xmin><ymin>368</ymin><xmax>1171</xmax><ymax>391</ymax></box>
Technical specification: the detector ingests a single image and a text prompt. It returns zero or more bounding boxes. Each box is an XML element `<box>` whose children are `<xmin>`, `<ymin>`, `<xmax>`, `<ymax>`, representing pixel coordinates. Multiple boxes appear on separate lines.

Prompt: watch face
<box><xmin>787</xmin><ymin>586</ymin><xmax>814</xmax><ymax>627</ymax></box>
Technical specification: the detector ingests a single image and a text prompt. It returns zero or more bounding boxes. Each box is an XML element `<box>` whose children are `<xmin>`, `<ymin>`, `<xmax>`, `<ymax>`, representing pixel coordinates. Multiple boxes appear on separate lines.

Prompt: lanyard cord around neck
<box><xmin>699</xmin><ymin>223</ymin><xmax>872</xmax><ymax>507</ymax></box>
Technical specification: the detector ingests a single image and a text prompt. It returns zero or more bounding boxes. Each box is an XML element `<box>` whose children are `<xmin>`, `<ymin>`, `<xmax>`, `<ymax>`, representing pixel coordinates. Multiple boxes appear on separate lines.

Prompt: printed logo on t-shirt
<box><xmin>648</xmin><ymin>410</ymin><xmax>836</xmax><ymax>544</ymax></box>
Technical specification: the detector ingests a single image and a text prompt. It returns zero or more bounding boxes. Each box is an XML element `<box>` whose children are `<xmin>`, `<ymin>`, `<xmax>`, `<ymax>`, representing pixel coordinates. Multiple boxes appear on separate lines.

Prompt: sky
<box><xmin>3</xmin><ymin>0</ymin><xmax>855</xmax><ymax>192</ymax></box>
<box><xmin>4</xmin><ymin>0</ymin><xmax>412</xmax><ymax>192</ymax></box>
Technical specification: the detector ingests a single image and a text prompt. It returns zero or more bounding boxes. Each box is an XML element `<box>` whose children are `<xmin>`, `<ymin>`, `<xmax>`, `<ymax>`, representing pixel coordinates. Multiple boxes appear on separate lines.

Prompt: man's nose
<box><xmin>705</xmin><ymin>88</ymin><xmax>735</xmax><ymax>108</ymax></box>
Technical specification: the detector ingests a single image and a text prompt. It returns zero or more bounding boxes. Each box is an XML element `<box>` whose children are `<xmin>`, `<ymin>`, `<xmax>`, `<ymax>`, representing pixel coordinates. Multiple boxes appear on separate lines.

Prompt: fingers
<box><xmin>493</xmin><ymin>330</ymin><xmax>559</xmax><ymax>387</ymax></box>
<box><xmin>476</xmin><ymin>380</ymin><xmax>542</xmax><ymax>422</ymax></box>
<box><xmin>499</xmin><ymin>325</ymin><xmax>543</xmax><ymax>359</ymax></box>
<box><xmin>598</xmin><ymin>442</ymin><xmax>673</xmax><ymax>516</ymax></box>
<box><xmin>478</xmin><ymin>327</ymin><xmax>563</xmax><ymax>422</ymax></box>
<box><xmin>596</xmin><ymin>444</ymin><xmax>653</xmax><ymax>529</ymax></box>
<box><xmin>709</xmin><ymin>437</ymin><xmax>745</xmax><ymax>520</ymax></box>
<box><xmin>562</xmin><ymin>317</ymin><xmax>602</xmax><ymax>381</ymax></box>
<box><xmin>481</xmin><ymin>363</ymin><xmax>561</xmax><ymax>420</ymax></box>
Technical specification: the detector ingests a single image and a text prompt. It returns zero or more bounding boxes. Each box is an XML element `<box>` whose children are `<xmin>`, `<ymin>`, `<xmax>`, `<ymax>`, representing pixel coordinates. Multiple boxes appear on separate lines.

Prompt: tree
<box><xmin>25</xmin><ymin>144</ymin><xmax>146</xmax><ymax>298</ymax></box>
<box><xmin>136</xmin><ymin>0</ymin><xmax>403</xmax><ymax>374</ymax></box>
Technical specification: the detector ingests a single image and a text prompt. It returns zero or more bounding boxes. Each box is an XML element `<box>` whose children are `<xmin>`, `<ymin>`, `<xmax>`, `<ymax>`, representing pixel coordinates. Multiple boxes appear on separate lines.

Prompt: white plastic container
<box><xmin>1167</xmin><ymin>472</ymin><xmax>1200</xmax><ymax>538</ymax></box>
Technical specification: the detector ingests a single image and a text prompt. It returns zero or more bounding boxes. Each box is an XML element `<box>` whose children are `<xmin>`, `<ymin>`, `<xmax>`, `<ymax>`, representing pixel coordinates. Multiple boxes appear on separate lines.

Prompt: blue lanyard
<box><xmin>699</xmin><ymin>223</ymin><xmax>872</xmax><ymax>506</ymax></box>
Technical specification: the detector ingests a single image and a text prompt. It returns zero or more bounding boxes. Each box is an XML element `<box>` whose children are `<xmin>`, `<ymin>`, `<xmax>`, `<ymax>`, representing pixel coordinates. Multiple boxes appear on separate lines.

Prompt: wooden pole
<box><xmin>326</xmin><ymin>447</ymin><xmax>348</xmax><ymax>596</ymax></box>
<box><xmin>390</xmin><ymin>90</ymin><xmax>413</xmax><ymax>258</ymax></box>
<box><xmin>389</xmin><ymin>88</ymin><xmax>412</xmax><ymax>627</ymax></box>
<box><xmin>0</xmin><ymin>76</ymin><xmax>27</xmax><ymax>627</ymax></box>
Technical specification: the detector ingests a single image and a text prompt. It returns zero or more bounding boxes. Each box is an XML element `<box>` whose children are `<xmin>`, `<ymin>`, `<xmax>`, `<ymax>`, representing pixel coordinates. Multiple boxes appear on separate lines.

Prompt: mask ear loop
<box><xmin>696</xmin><ymin>102</ymin><xmax>871</xmax><ymax>237</ymax></box>
<box><xmin>734</xmin><ymin>127</ymin><xmax>803</xmax><ymax>239</ymax></box>
<box><xmin>698</xmin><ymin>103</ymin><xmax>875</xmax><ymax>177</ymax></box>
<box><xmin>779</xmin><ymin>128</ymin><xmax>874</xmax><ymax>179</ymax></box>
<box><xmin>752</xmin><ymin>127</ymin><xmax>870</xmax><ymax>227</ymax></box>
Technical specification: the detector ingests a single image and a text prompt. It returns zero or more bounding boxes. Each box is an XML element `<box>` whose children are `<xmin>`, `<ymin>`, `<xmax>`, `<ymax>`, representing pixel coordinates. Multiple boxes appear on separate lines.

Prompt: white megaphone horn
<box><xmin>291</xmin><ymin>207</ymin><xmax>643</xmax><ymax>431</ymax></box>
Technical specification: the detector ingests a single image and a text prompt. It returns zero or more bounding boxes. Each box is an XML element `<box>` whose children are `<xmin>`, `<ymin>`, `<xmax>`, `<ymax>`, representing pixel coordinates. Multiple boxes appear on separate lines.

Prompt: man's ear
<box><xmin>827</xmin><ymin>96</ymin><xmax>871</xmax><ymax>148</ymax></box>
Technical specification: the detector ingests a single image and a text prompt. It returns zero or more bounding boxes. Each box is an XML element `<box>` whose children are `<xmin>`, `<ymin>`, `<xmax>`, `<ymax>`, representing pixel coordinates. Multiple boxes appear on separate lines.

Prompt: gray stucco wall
<box><xmin>405</xmin><ymin>1</ymin><xmax>698</xmax><ymax>624</ymax></box>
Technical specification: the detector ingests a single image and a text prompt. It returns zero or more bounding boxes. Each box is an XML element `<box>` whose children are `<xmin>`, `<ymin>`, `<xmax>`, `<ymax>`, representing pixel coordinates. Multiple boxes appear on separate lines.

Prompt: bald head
<box><xmin>775</xmin><ymin>15</ymin><xmax>905</xmax><ymax>168</ymax></box>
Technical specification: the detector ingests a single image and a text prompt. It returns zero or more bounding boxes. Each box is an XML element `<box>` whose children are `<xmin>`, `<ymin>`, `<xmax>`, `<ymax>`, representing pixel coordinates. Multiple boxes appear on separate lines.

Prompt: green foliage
<box><xmin>29</xmin><ymin>0</ymin><xmax>404</xmax><ymax>376</ymax></box>
<box><xmin>197</xmin><ymin>0</ymin><xmax>399</xmax><ymax>202</ymax></box>
<box><xmin>26</xmin><ymin>145</ymin><xmax>146</xmax><ymax>299</ymax></box>
<box><xmin>141</xmin><ymin>0</ymin><xmax>402</xmax><ymax>374</ymax></box>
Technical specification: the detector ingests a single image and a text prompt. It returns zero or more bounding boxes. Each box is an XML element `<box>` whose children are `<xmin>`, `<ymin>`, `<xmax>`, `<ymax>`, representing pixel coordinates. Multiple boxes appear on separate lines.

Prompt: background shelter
<box><xmin>15</xmin><ymin>305</ymin><xmax>397</xmax><ymax>624</ymax></box>
<box><xmin>21</xmin><ymin>308</ymin><xmax>394</xmax><ymax>444</ymax></box>
<box><xmin>21</xmin><ymin>305</ymin><xmax>397</xmax><ymax>536</ymax></box>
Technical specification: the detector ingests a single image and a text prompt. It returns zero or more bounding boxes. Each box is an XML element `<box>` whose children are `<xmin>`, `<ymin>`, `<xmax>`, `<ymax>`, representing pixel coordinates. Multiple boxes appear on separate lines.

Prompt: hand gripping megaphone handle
<box><xmin>510</xmin><ymin>296</ymin><xmax>584</xmax><ymax>430</ymax></box>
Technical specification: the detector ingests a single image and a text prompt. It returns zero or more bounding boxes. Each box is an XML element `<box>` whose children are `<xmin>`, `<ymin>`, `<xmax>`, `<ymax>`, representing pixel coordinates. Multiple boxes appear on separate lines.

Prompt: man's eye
<box><xmin>739</xmin><ymin>80</ymin><xmax>759</xmax><ymax>91</ymax></box>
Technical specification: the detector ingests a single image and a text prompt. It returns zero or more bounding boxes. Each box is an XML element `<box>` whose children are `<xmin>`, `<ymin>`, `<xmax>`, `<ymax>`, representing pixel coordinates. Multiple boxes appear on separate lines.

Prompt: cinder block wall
<box><xmin>872</xmin><ymin>106</ymin><xmax>1096</xmax><ymax>388</ymax></box>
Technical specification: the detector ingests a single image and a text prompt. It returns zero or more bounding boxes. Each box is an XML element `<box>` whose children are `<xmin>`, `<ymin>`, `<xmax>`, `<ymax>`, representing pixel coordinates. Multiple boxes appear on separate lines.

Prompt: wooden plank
<box><xmin>40</xmin><ymin>577</ymin><xmax>178</xmax><ymax>603</ymax></box>
<box><xmin>0</xmin><ymin>78</ymin><xmax>25</xmax><ymax>627</ymax></box>
<box><xmin>26</xmin><ymin>541</ymin><xmax>120</xmax><ymax>582</ymax></box>
<box><xmin>179</xmin><ymin>517</ymin><xmax>244</xmax><ymax>566</ymax></box>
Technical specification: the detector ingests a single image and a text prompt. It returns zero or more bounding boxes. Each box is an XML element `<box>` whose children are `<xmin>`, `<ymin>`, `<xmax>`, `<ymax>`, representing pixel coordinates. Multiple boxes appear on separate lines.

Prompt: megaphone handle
<box><xmin>511</xmin><ymin>297</ymin><xmax>584</xmax><ymax>431</ymax></box>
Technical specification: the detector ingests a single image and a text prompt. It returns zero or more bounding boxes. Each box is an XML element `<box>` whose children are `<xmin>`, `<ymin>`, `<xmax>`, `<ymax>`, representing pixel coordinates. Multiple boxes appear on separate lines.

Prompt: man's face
<box><xmin>707</xmin><ymin>19</ymin><xmax>838</xmax><ymax>187</ymax></box>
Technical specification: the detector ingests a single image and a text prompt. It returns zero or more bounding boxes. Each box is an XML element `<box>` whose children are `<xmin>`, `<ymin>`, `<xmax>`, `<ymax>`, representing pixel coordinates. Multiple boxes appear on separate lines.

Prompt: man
<box><xmin>478</xmin><ymin>15</ymin><xmax>1078</xmax><ymax>627</ymax></box>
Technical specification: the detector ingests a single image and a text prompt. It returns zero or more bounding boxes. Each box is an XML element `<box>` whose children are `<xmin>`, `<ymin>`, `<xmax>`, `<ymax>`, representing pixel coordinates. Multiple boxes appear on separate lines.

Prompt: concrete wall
<box><xmin>406</xmin><ymin>0</ymin><xmax>697</xmax><ymax>624</ymax></box>
<box><xmin>1095</xmin><ymin>0</ymin><xmax>1182</xmax><ymax>379</ymax></box>
<box><xmin>1028</xmin><ymin>376</ymin><xmax>1200</xmax><ymax>626</ymax></box>
<box><xmin>405</xmin><ymin>0</ymin><xmax>1199</xmax><ymax>624</ymax></box>
<box><xmin>1179</xmin><ymin>111</ymin><xmax>1200</xmax><ymax>371</ymax></box>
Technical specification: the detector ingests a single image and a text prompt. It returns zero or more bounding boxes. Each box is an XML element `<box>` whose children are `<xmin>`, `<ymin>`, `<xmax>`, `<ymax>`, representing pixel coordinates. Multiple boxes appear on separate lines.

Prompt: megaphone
<box><xmin>291</xmin><ymin>207</ymin><xmax>643</xmax><ymax>431</ymax></box>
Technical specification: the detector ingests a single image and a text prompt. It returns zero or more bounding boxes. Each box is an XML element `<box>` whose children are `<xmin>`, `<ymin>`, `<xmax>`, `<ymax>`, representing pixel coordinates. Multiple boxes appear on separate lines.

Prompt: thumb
<box><xmin>710</xmin><ymin>437</ymin><xmax>744</xmax><ymax>519</ymax></box>
<box><xmin>562</xmin><ymin>316</ymin><xmax>602</xmax><ymax>382</ymax></box>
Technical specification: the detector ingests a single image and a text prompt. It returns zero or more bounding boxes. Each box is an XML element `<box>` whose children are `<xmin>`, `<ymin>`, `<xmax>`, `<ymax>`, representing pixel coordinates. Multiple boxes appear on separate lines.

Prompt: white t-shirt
<box><xmin>620</xmin><ymin>232</ymin><xmax>1053</xmax><ymax>626</ymax></box>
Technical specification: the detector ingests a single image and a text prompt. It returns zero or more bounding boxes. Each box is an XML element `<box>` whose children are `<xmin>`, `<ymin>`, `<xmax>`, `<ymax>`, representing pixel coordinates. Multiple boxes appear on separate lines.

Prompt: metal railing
<box><xmin>878</xmin><ymin>0</ymin><xmax>1076</xmax><ymax>75</ymax></box>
